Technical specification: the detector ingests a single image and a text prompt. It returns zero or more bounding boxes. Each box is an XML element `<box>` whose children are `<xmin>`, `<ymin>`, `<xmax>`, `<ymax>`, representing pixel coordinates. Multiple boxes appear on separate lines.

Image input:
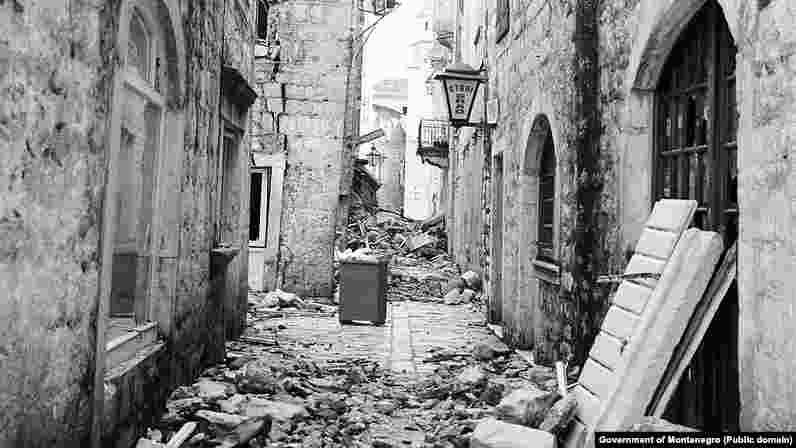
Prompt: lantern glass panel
<box><xmin>443</xmin><ymin>78</ymin><xmax>479</xmax><ymax>124</ymax></box>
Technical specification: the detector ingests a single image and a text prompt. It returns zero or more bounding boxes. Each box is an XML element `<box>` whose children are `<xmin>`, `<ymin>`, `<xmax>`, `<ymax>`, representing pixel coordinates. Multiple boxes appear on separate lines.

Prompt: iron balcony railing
<box><xmin>417</xmin><ymin>119</ymin><xmax>450</xmax><ymax>152</ymax></box>
<box><xmin>417</xmin><ymin>119</ymin><xmax>450</xmax><ymax>169</ymax></box>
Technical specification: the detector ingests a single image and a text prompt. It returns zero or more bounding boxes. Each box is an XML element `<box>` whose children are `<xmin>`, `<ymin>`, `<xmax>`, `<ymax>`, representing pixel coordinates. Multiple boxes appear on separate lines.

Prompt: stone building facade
<box><xmin>404</xmin><ymin>0</ymin><xmax>447</xmax><ymax>220</ymax></box>
<box><xmin>248</xmin><ymin>0</ymin><xmax>364</xmax><ymax>297</ymax></box>
<box><xmin>439</xmin><ymin>0</ymin><xmax>796</xmax><ymax>431</ymax></box>
<box><xmin>362</xmin><ymin>78</ymin><xmax>408</xmax><ymax>212</ymax></box>
<box><xmin>0</xmin><ymin>1</ymin><xmax>256</xmax><ymax>446</ymax></box>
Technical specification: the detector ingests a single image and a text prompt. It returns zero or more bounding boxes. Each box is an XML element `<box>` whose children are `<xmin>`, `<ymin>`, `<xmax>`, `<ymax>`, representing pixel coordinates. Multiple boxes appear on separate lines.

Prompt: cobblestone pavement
<box><xmin>246</xmin><ymin>300</ymin><xmax>505</xmax><ymax>377</ymax></box>
<box><xmin>153</xmin><ymin>296</ymin><xmax>556</xmax><ymax>447</ymax></box>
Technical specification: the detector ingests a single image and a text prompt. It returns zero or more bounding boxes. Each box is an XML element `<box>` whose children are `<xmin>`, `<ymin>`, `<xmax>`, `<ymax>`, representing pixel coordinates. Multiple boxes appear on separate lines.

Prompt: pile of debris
<box><xmin>412</xmin><ymin>342</ymin><xmax>583</xmax><ymax>448</ymax></box>
<box><xmin>138</xmin><ymin>333</ymin><xmax>583</xmax><ymax>448</ymax></box>
<box><xmin>344</xmin><ymin>208</ymin><xmax>447</xmax><ymax>259</ymax></box>
<box><xmin>248</xmin><ymin>290</ymin><xmax>338</xmax><ymax>319</ymax></box>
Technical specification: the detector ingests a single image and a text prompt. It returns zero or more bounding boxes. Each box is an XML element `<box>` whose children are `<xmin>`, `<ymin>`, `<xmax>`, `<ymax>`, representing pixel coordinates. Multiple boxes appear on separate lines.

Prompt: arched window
<box><xmin>109</xmin><ymin>1</ymin><xmax>177</xmax><ymax>321</ymax></box>
<box><xmin>537</xmin><ymin>126</ymin><xmax>555</xmax><ymax>261</ymax></box>
<box><xmin>128</xmin><ymin>10</ymin><xmax>153</xmax><ymax>83</ymax></box>
<box><xmin>655</xmin><ymin>0</ymin><xmax>737</xmax><ymax>242</ymax></box>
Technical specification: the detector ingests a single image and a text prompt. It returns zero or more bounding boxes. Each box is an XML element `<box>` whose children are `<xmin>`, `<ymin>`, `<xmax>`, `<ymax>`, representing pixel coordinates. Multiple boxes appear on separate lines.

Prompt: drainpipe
<box><xmin>571</xmin><ymin>0</ymin><xmax>602</xmax><ymax>364</ymax></box>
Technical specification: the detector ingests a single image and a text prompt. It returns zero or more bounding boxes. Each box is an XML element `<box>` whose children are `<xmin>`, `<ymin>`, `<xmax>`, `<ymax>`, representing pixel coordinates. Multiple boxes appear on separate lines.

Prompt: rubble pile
<box><xmin>247</xmin><ymin>289</ymin><xmax>338</xmax><ymax>319</ymax></box>
<box><xmin>142</xmin><ymin>334</ymin><xmax>583</xmax><ymax>448</ymax></box>
<box><xmin>344</xmin><ymin>209</ymin><xmax>447</xmax><ymax>259</ymax></box>
<box><xmin>387</xmin><ymin>255</ymin><xmax>460</xmax><ymax>303</ymax></box>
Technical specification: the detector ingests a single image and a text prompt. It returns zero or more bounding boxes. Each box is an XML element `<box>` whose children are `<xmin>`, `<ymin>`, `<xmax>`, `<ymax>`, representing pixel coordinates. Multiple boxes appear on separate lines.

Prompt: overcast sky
<box><xmin>362</xmin><ymin>0</ymin><xmax>417</xmax><ymax>84</ymax></box>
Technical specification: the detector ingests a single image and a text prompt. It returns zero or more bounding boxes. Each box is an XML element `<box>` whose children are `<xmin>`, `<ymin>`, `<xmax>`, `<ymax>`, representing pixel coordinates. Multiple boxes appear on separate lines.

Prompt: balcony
<box><xmin>417</xmin><ymin>119</ymin><xmax>450</xmax><ymax>169</ymax></box>
<box><xmin>435</xmin><ymin>30</ymin><xmax>454</xmax><ymax>50</ymax></box>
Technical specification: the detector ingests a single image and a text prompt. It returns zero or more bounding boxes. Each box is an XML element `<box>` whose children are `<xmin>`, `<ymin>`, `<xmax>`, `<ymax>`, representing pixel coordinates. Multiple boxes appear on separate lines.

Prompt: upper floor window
<box><xmin>128</xmin><ymin>11</ymin><xmax>152</xmax><ymax>82</ymax></box>
<box><xmin>496</xmin><ymin>0</ymin><xmax>509</xmax><ymax>42</ymax></box>
<box><xmin>537</xmin><ymin>130</ymin><xmax>555</xmax><ymax>261</ymax></box>
<box><xmin>257</xmin><ymin>0</ymin><xmax>269</xmax><ymax>41</ymax></box>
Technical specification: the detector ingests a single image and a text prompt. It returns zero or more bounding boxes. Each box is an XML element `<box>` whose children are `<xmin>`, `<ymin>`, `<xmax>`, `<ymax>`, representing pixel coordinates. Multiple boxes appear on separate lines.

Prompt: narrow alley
<box><xmin>142</xmin><ymin>247</ymin><xmax>576</xmax><ymax>448</ymax></box>
<box><xmin>3</xmin><ymin>0</ymin><xmax>796</xmax><ymax>447</ymax></box>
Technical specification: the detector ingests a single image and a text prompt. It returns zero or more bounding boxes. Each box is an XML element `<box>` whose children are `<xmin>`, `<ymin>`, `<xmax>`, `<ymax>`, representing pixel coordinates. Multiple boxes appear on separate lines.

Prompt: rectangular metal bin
<box><xmin>338</xmin><ymin>257</ymin><xmax>388</xmax><ymax>325</ymax></box>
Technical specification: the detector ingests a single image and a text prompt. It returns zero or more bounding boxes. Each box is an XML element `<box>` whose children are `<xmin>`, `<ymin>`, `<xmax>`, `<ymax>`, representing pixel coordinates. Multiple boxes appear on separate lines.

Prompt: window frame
<box><xmin>216</xmin><ymin>125</ymin><xmax>243</xmax><ymax>246</ymax></box>
<box><xmin>536</xmin><ymin>130</ymin><xmax>556</xmax><ymax>262</ymax></box>
<box><xmin>248</xmin><ymin>166</ymin><xmax>273</xmax><ymax>247</ymax></box>
<box><xmin>653</xmin><ymin>1</ymin><xmax>738</xmax><ymax>242</ymax></box>
<box><xmin>496</xmin><ymin>0</ymin><xmax>510</xmax><ymax>43</ymax></box>
<box><xmin>248</xmin><ymin>153</ymin><xmax>285</xmax><ymax>254</ymax></box>
<box><xmin>256</xmin><ymin>0</ymin><xmax>269</xmax><ymax>42</ymax></box>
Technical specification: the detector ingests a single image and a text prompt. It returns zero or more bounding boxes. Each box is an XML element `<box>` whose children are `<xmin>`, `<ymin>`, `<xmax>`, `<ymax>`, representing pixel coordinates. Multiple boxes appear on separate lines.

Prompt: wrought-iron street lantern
<box><xmin>367</xmin><ymin>144</ymin><xmax>385</xmax><ymax>181</ymax></box>
<box><xmin>433</xmin><ymin>61</ymin><xmax>487</xmax><ymax>128</ymax></box>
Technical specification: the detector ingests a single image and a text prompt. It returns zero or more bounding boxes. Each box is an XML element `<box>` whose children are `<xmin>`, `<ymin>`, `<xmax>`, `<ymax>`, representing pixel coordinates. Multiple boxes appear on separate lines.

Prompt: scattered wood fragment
<box><xmin>237</xmin><ymin>335</ymin><xmax>278</xmax><ymax>346</ymax></box>
<box><xmin>165</xmin><ymin>422</ymin><xmax>197</xmax><ymax>448</ymax></box>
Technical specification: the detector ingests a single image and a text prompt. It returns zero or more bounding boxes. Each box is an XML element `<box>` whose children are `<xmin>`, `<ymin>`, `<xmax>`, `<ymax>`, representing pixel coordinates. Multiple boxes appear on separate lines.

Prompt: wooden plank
<box><xmin>600</xmin><ymin>306</ymin><xmax>638</xmax><ymax>341</ymax></box>
<box><xmin>612</xmin><ymin>281</ymin><xmax>652</xmax><ymax>315</ymax></box>
<box><xmin>591</xmin><ymin>229</ymin><xmax>723</xmax><ymax>433</ymax></box>
<box><xmin>624</xmin><ymin>254</ymin><xmax>666</xmax><ymax>289</ymax></box>
<box><xmin>645</xmin><ymin>199</ymin><xmax>697</xmax><ymax>232</ymax></box>
<box><xmin>166</xmin><ymin>422</ymin><xmax>197</xmax><ymax>448</ymax></box>
<box><xmin>580</xmin><ymin>359</ymin><xmax>616</xmax><ymax>399</ymax></box>
<box><xmin>648</xmin><ymin>241</ymin><xmax>737</xmax><ymax>416</ymax></box>
<box><xmin>635</xmin><ymin>228</ymin><xmax>678</xmax><ymax>260</ymax></box>
<box><xmin>590</xmin><ymin>331</ymin><xmax>624</xmax><ymax>370</ymax></box>
<box><xmin>572</xmin><ymin>384</ymin><xmax>602</xmax><ymax>425</ymax></box>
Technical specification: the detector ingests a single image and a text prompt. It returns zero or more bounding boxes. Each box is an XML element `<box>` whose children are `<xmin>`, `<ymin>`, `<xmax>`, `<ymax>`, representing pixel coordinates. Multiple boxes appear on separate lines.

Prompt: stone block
<box><xmin>470</xmin><ymin>418</ymin><xmax>556</xmax><ymax>448</ymax></box>
<box><xmin>496</xmin><ymin>386</ymin><xmax>561</xmax><ymax>428</ymax></box>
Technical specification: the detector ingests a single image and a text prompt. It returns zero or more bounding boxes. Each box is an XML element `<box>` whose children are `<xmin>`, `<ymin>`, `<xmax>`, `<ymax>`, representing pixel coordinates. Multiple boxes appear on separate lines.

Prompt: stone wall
<box><xmin>250</xmin><ymin>0</ymin><xmax>362</xmax><ymax>297</ymax></box>
<box><xmin>0</xmin><ymin>0</ymin><xmax>255</xmax><ymax>445</ymax></box>
<box><xmin>449</xmin><ymin>0</ymin><xmax>796</xmax><ymax>430</ymax></box>
<box><xmin>370</xmin><ymin>105</ymin><xmax>406</xmax><ymax>212</ymax></box>
<box><xmin>0</xmin><ymin>2</ymin><xmax>110</xmax><ymax>445</ymax></box>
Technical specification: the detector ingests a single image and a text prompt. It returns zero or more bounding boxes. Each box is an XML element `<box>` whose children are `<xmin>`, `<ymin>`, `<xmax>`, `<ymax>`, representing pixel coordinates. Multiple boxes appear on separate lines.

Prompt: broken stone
<box><xmin>456</xmin><ymin>366</ymin><xmax>486</xmax><ymax>388</ymax></box>
<box><xmin>169</xmin><ymin>385</ymin><xmax>196</xmax><ymax>400</ymax></box>
<box><xmin>374</xmin><ymin>399</ymin><xmax>398</xmax><ymax>415</ymax></box>
<box><xmin>236</xmin><ymin>360</ymin><xmax>280</xmax><ymax>394</ymax></box>
<box><xmin>624</xmin><ymin>416</ymin><xmax>700</xmax><ymax>432</ymax></box>
<box><xmin>443</xmin><ymin>277</ymin><xmax>466</xmax><ymax>294</ymax></box>
<box><xmin>210</xmin><ymin>416</ymin><xmax>271</xmax><ymax>448</ymax></box>
<box><xmin>472</xmin><ymin>343</ymin><xmax>509</xmax><ymax>361</ymax></box>
<box><xmin>460</xmin><ymin>271</ymin><xmax>482</xmax><ymax>291</ymax></box>
<box><xmin>346</xmin><ymin>365</ymin><xmax>368</xmax><ymax>384</ymax></box>
<box><xmin>194</xmin><ymin>410</ymin><xmax>247</xmax><ymax>428</ymax></box>
<box><xmin>443</xmin><ymin>288</ymin><xmax>462</xmax><ymax>305</ymax></box>
<box><xmin>158</xmin><ymin>410</ymin><xmax>186</xmax><ymax>427</ymax></box>
<box><xmin>523</xmin><ymin>365</ymin><xmax>556</xmax><ymax>384</ymax></box>
<box><xmin>145</xmin><ymin>428</ymin><xmax>163</xmax><ymax>442</ymax></box>
<box><xmin>495</xmin><ymin>386</ymin><xmax>561</xmax><ymax>428</ymax></box>
<box><xmin>166</xmin><ymin>397</ymin><xmax>205</xmax><ymax>414</ymax></box>
<box><xmin>539</xmin><ymin>394</ymin><xmax>578</xmax><ymax>435</ymax></box>
<box><xmin>480</xmin><ymin>381</ymin><xmax>505</xmax><ymax>406</ymax></box>
<box><xmin>243</xmin><ymin>397</ymin><xmax>309</xmax><ymax>422</ymax></box>
<box><xmin>218</xmin><ymin>394</ymin><xmax>247</xmax><ymax>414</ymax></box>
<box><xmin>470</xmin><ymin>418</ymin><xmax>555</xmax><ymax>448</ymax></box>
<box><xmin>228</xmin><ymin>356</ymin><xmax>255</xmax><ymax>370</ymax></box>
<box><xmin>134</xmin><ymin>438</ymin><xmax>164</xmax><ymax>448</ymax></box>
<box><xmin>195</xmin><ymin>379</ymin><xmax>233</xmax><ymax>400</ymax></box>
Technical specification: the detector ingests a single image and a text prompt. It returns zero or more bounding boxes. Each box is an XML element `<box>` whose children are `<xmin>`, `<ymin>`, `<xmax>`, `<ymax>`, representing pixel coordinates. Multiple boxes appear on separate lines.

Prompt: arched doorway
<box><xmin>105</xmin><ymin>0</ymin><xmax>184</xmax><ymax>325</ymax></box>
<box><xmin>518</xmin><ymin>114</ymin><xmax>559</xmax><ymax>356</ymax></box>
<box><xmin>653</xmin><ymin>0</ymin><xmax>739</xmax><ymax>430</ymax></box>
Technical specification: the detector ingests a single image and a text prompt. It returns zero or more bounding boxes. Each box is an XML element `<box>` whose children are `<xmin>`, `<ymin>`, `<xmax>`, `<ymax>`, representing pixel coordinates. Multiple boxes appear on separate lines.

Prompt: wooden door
<box><xmin>654</xmin><ymin>0</ymin><xmax>739</xmax><ymax>430</ymax></box>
